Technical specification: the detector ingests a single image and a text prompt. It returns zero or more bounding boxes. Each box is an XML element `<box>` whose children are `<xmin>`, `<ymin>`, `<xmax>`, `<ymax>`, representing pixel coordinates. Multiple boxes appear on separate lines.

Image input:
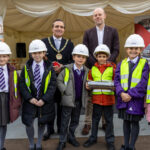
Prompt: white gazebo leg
<box><xmin>0</xmin><ymin>16</ymin><xmax>4</xmax><ymax>42</ymax></box>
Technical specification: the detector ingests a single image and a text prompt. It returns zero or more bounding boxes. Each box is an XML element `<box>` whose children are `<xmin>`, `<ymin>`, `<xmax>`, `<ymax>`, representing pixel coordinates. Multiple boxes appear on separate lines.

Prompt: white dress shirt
<box><xmin>53</xmin><ymin>35</ymin><xmax>62</xmax><ymax>50</ymax></box>
<box><xmin>0</xmin><ymin>64</ymin><xmax>9</xmax><ymax>92</ymax></box>
<box><xmin>96</xmin><ymin>25</ymin><xmax>105</xmax><ymax>45</ymax></box>
<box><xmin>127</xmin><ymin>56</ymin><xmax>139</xmax><ymax>64</ymax></box>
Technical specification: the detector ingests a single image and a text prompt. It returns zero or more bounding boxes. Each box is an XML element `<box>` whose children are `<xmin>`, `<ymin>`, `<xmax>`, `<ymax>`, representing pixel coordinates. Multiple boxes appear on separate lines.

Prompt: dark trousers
<box><xmin>90</xmin><ymin>104</ymin><xmax>114</xmax><ymax>144</ymax></box>
<box><xmin>59</xmin><ymin>101</ymin><xmax>82</xmax><ymax>143</ymax></box>
<box><xmin>46</xmin><ymin>88</ymin><xmax>62</xmax><ymax>133</ymax></box>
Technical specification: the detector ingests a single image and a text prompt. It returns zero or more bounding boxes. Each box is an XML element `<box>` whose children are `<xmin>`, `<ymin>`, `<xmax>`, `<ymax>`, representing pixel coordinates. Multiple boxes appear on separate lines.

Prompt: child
<box><xmin>56</xmin><ymin>44</ymin><xmax>89</xmax><ymax>150</ymax></box>
<box><xmin>0</xmin><ymin>42</ymin><xmax>21</xmax><ymax>150</ymax></box>
<box><xmin>114</xmin><ymin>34</ymin><xmax>149</xmax><ymax>150</ymax></box>
<box><xmin>19</xmin><ymin>39</ymin><xmax>56</xmax><ymax>150</ymax></box>
<box><xmin>83</xmin><ymin>44</ymin><xmax>116</xmax><ymax>150</ymax></box>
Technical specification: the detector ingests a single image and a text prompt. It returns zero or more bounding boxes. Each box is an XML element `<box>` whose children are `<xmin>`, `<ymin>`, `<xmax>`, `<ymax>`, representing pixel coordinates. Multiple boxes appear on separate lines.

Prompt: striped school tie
<box><xmin>0</xmin><ymin>67</ymin><xmax>6</xmax><ymax>90</ymax></box>
<box><xmin>34</xmin><ymin>64</ymin><xmax>41</xmax><ymax>97</ymax></box>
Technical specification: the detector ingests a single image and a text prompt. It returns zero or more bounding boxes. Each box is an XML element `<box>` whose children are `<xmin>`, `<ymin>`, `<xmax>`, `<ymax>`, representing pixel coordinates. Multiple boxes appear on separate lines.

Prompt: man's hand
<box><xmin>53</xmin><ymin>63</ymin><xmax>63</xmax><ymax>74</ymax></box>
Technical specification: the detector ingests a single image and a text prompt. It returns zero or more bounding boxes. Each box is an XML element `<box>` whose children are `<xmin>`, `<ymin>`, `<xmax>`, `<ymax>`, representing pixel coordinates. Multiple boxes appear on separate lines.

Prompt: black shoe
<box><xmin>29</xmin><ymin>144</ymin><xmax>36</xmax><ymax>150</ymax></box>
<box><xmin>68</xmin><ymin>139</ymin><xmax>80</xmax><ymax>147</ymax></box>
<box><xmin>83</xmin><ymin>139</ymin><xmax>97</xmax><ymax>147</ymax></box>
<box><xmin>36</xmin><ymin>147</ymin><xmax>42</xmax><ymax>150</ymax></box>
<box><xmin>120</xmin><ymin>145</ymin><xmax>126</xmax><ymax>150</ymax></box>
<box><xmin>1</xmin><ymin>148</ymin><xmax>6</xmax><ymax>150</ymax></box>
<box><xmin>107</xmin><ymin>143</ymin><xmax>115</xmax><ymax>150</ymax></box>
<box><xmin>43</xmin><ymin>130</ymin><xmax>54</xmax><ymax>141</ymax></box>
<box><xmin>57</xmin><ymin>142</ymin><xmax>66</xmax><ymax>150</ymax></box>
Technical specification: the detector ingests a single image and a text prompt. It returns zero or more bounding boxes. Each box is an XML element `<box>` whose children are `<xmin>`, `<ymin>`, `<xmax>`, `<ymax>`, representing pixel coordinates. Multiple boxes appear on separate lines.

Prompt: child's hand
<box><xmin>29</xmin><ymin>98</ymin><xmax>38</xmax><ymax>105</ymax></box>
<box><xmin>121</xmin><ymin>93</ymin><xmax>131</xmax><ymax>102</ymax></box>
<box><xmin>36</xmin><ymin>99</ymin><xmax>45</xmax><ymax>107</ymax></box>
<box><xmin>86</xmin><ymin>82</ymin><xmax>91</xmax><ymax>90</ymax></box>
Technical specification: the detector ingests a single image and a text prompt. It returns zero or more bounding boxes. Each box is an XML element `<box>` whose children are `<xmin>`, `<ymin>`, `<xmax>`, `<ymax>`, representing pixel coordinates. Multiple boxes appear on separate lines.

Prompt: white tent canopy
<box><xmin>1</xmin><ymin>0</ymin><xmax>150</xmax><ymax>62</ymax></box>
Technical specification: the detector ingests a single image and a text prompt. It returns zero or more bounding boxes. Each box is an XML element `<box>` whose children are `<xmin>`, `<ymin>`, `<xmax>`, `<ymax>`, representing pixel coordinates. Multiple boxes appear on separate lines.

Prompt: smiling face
<box><xmin>73</xmin><ymin>54</ymin><xmax>87</xmax><ymax>68</ymax></box>
<box><xmin>31</xmin><ymin>51</ymin><xmax>45</xmax><ymax>63</ymax></box>
<box><xmin>0</xmin><ymin>55</ymin><xmax>10</xmax><ymax>66</ymax></box>
<box><xmin>93</xmin><ymin>8</ymin><xmax>106</xmax><ymax>27</ymax></box>
<box><xmin>52</xmin><ymin>21</ymin><xmax>65</xmax><ymax>38</ymax></box>
<box><xmin>126</xmin><ymin>47</ymin><xmax>142</xmax><ymax>60</ymax></box>
<box><xmin>96</xmin><ymin>52</ymin><xmax>108</xmax><ymax>65</ymax></box>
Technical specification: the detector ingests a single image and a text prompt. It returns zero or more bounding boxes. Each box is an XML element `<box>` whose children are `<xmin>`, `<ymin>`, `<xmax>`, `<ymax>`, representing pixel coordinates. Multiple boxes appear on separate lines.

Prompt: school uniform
<box><xmin>83</xmin><ymin>62</ymin><xmax>116</xmax><ymax>150</ymax></box>
<box><xmin>0</xmin><ymin>64</ymin><xmax>21</xmax><ymax>149</ymax></box>
<box><xmin>57</xmin><ymin>63</ymin><xmax>89</xmax><ymax>148</ymax></box>
<box><xmin>114</xmin><ymin>56</ymin><xmax>149</xmax><ymax>149</ymax></box>
<box><xmin>19</xmin><ymin>58</ymin><xmax>56</xmax><ymax>149</ymax></box>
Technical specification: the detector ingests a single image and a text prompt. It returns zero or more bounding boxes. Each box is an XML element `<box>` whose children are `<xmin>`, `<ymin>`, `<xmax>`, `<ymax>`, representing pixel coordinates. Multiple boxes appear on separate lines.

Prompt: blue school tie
<box><xmin>0</xmin><ymin>68</ymin><xmax>6</xmax><ymax>90</ymax></box>
<box><xmin>76</xmin><ymin>69</ymin><xmax>81</xmax><ymax>75</ymax></box>
<box><xmin>55</xmin><ymin>39</ymin><xmax>60</xmax><ymax>50</ymax></box>
<box><xmin>34</xmin><ymin>64</ymin><xmax>41</xmax><ymax>97</ymax></box>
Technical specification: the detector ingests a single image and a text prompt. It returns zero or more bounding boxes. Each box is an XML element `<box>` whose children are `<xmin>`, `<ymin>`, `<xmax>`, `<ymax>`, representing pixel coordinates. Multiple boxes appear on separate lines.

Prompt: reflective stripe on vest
<box><xmin>120</xmin><ymin>58</ymin><xmax>146</xmax><ymax>91</ymax></box>
<box><xmin>24</xmin><ymin>65</ymin><xmax>51</xmax><ymax>94</ymax></box>
<box><xmin>64</xmin><ymin>68</ymin><xmax>69</xmax><ymax>85</ymax></box>
<box><xmin>91</xmin><ymin>66</ymin><xmax>114</xmax><ymax>95</ymax></box>
<box><xmin>146</xmin><ymin>73</ymin><xmax>150</xmax><ymax>103</ymax></box>
<box><xmin>13</xmin><ymin>70</ymin><xmax>17</xmax><ymax>98</ymax></box>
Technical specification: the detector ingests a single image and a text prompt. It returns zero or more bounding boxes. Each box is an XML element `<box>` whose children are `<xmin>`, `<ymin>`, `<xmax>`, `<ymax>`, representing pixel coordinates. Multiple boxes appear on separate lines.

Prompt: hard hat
<box><xmin>72</xmin><ymin>44</ymin><xmax>89</xmax><ymax>57</ymax></box>
<box><xmin>0</xmin><ymin>42</ymin><xmax>12</xmax><ymax>54</ymax></box>
<box><xmin>29</xmin><ymin>39</ymin><xmax>47</xmax><ymax>53</ymax></box>
<box><xmin>93</xmin><ymin>44</ymin><xmax>110</xmax><ymax>58</ymax></box>
<box><xmin>124</xmin><ymin>34</ymin><xmax>145</xmax><ymax>48</ymax></box>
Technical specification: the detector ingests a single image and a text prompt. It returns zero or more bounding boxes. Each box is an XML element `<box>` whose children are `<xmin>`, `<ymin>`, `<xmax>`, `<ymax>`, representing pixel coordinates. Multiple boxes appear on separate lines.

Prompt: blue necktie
<box><xmin>55</xmin><ymin>39</ymin><xmax>60</xmax><ymax>50</ymax></box>
<box><xmin>0</xmin><ymin>68</ymin><xmax>6</xmax><ymax>90</ymax></box>
<box><xmin>34</xmin><ymin>64</ymin><xmax>41</xmax><ymax>97</ymax></box>
<box><xmin>76</xmin><ymin>69</ymin><xmax>81</xmax><ymax>75</ymax></box>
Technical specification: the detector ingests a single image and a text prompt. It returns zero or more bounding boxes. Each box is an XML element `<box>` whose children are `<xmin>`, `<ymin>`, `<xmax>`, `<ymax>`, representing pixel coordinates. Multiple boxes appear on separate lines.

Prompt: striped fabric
<box><xmin>0</xmin><ymin>68</ymin><xmax>6</xmax><ymax>90</ymax></box>
<box><xmin>34</xmin><ymin>64</ymin><xmax>41</xmax><ymax>97</ymax></box>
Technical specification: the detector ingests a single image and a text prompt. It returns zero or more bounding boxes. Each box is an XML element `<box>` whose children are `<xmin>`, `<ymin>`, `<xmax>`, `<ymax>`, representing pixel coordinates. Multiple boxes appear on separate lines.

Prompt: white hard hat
<box><xmin>93</xmin><ymin>44</ymin><xmax>110</xmax><ymax>58</ymax></box>
<box><xmin>0</xmin><ymin>42</ymin><xmax>12</xmax><ymax>54</ymax></box>
<box><xmin>72</xmin><ymin>44</ymin><xmax>89</xmax><ymax>57</ymax></box>
<box><xmin>124</xmin><ymin>34</ymin><xmax>145</xmax><ymax>48</ymax></box>
<box><xmin>29</xmin><ymin>39</ymin><xmax>47</xmax><ymax>53</ymax></box>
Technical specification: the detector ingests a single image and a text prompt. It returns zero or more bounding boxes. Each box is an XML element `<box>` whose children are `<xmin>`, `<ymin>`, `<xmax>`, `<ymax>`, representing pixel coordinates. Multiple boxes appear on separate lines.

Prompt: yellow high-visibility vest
<box><xmin>146</xmin><ymin>73</ymin><xmax>150</xmax><ymax>103</ymax></box>
<box><xmin>91</xmin><ymin>66</ymin><xmax>114</xmax><ymax>95</ymax></box>
<box><xmin>24</xmin><ymin>65</ymin><xmax>51</xmax><ymax>94</ymax></box>
<box><xmin>13</xmin><ymin>70</ymin><xmax>18</xmax><ymax>98</ymax></box>
<box><xmin>120</xmin><ymin>58</ymin><xmax>146</xmax><ymax>91</ymax></box>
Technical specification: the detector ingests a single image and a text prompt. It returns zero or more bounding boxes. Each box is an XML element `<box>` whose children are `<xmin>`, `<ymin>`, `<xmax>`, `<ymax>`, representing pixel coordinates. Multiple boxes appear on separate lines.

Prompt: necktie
<box><xmin>76</xmin><ymin>69</ymin><xmax>81</xmax><ymax>75</ymax></box>
<box><xmin>34</xmin><ymin>64</ymin><xmax>41</xmax><ymax>97</ymax></box>
<box><xmin>55</xmin><ymin>39</ymin><xmax>60</xmax><ymax>50</ymax></box>
<box><xmin>0</xmin><ymin>68</ymin><xmax>6</xmax><ymax>90</ymax></box>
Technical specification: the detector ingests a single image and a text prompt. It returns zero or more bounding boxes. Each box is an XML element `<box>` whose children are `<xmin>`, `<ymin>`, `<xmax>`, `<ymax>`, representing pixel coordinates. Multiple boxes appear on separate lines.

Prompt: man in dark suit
<box><xmin>42</xmin><ymin>19</ymin><xmax>74</xmax><ymax>140</ymax></box>
<box><xmin>82</xmin><ymin>8</ymin><xmax>119</xmax><ymax>139</ymax></box>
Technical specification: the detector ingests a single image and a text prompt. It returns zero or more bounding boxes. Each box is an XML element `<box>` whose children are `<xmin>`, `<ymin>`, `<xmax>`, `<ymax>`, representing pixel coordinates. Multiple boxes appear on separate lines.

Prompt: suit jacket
<box><xmin>83</xmin><ymin>25</ymin><xmax>119</xmax><ymax>68</ymax></box>
<box><xmin>42</xmin><ymin>36</ymin><xmax>74</xmax><ymax>65</ymax></box>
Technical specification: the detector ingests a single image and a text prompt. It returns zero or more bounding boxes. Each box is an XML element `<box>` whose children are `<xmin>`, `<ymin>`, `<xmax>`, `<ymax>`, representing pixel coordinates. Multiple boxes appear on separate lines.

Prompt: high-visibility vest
<box><xmin>120</xmin><ymin>58</ymin><xmax>146</xmax><ymax>91</ymax></box>
<box><xmin>24</xmin><ymin>65</ymin><xmax>51</xmax><ymax>94</ymax></box>
<box><xmin>146</xmin><ymin>73</ymin><xmax>150</xmax><ymax>103</ymax></box>
<box><xmin>91</xmin><ymin>66</ymin><xmax>114</xmax><ymax>95</ymax></box>
<box><xmin>64</xmin><ymin>68</ymin><xmax>69</xmax><ymax>85</ymax></box>
<box><xmin>13</xmin><ymin>70</ymin><xmax>18</xmax><ymax>98</ymax></box>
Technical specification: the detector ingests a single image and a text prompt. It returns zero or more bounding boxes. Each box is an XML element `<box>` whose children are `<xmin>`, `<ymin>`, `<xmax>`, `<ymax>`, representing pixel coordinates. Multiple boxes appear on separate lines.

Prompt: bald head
<box><xmin>93</xmin><ymin>8</ymin><xmax>106</xmax><ymax>28</ymax></box>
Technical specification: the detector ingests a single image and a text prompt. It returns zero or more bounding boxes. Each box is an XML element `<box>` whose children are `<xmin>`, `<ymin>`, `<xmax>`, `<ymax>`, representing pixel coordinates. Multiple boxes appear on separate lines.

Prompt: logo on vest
<box><xmin>129</xmin><ymin>107</ymin><xmax>133</xmax><ymax>111</ymax></box>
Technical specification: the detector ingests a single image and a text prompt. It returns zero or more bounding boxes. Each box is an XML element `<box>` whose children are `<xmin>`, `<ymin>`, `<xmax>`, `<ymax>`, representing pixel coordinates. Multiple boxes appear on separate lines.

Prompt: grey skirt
<box><xmin>118</xmin><ymin>109</ymin><xmax>143</xmax><ymax>122</ymax></box>
<box><xmin>0</xmin><ymin>93</ymin><xmax>10</xmax><ymax>126</ymax></box>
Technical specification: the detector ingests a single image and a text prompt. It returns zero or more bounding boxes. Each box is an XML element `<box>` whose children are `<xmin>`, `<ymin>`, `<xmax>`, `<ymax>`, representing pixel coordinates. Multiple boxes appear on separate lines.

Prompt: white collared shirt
<box><xmin>0</xmin><ymin>64</ymin><xmax>9</xmax><ymax>92</ymax></box>
<box><xmin>73</xmin><ymin>64</ymin><xmax>83</xmax><ymax>75</ymax></box>
<box><xmin>127</xmin><ymin>56</ymin><xmax>139</xmax><ymax>64</ymax></box>
<box><xmin>53</xmin><ymin>35</ymin><xmax>62</xmax><ymax>50</ymax></box>
<box><xmin>32</xmin><ymin>60</ymin><xmax>44</xmax><ymax>81</ymax></box>
<box><xmin>96</xmin><ymin>25</ymin><xmax>105</xmax><ymax>45</ymax></box>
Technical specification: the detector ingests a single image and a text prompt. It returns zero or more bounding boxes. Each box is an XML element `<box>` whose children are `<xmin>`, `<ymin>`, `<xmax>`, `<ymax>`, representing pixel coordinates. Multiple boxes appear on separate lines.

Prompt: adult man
<box><xmin>42</xmin><ymin>19</ymin><xmax>74</xmax><ymax>140</ymax></box>
<box><xmin>82</xmin><ymin>7</ymin><xmax>119</xmax><ymax>139</ymax></box>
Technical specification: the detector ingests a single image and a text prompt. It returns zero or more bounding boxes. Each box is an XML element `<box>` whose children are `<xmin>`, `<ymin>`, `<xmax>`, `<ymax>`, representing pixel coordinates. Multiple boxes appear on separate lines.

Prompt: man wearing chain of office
<box><xmin>42</xmin><ymin>19</ymin><xmax>74</xmax><ymax>140</ymax></box>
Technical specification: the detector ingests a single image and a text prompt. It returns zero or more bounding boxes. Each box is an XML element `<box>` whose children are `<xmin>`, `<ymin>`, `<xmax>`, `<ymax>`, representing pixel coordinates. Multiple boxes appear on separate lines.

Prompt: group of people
<box><xmin>0</xmin><ymin>7</ymin><xmax>149</xmax><ymax>150</ymax></box>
